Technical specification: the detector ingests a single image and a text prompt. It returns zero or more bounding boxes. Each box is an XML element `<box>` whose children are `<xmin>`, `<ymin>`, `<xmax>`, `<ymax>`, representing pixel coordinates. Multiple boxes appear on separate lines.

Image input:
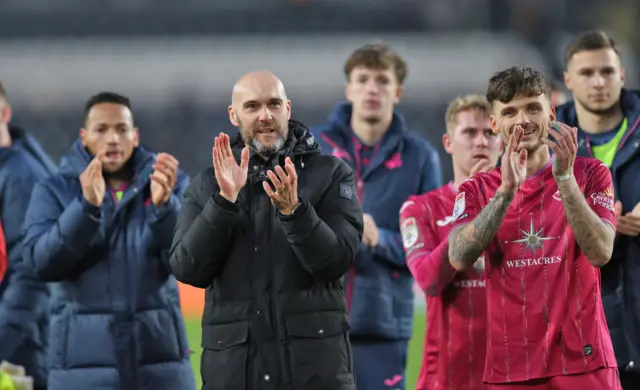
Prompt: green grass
<box><xmin>185</xmin><ymin>309</ymin><xmax>426</xmax><ymax>389</ymax></box>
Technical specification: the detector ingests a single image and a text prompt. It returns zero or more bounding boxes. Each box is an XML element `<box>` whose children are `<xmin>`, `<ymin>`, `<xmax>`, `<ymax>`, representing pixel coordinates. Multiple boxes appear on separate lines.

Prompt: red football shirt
<box><xmin>400</xmin><ymin>182</ymin><xmax>487</xmax><ymax>390</ymax></box>
<box><xmin>452</xmin><ymin>156</ymin><xmax>617</xmax><ymax>384</ymax></box>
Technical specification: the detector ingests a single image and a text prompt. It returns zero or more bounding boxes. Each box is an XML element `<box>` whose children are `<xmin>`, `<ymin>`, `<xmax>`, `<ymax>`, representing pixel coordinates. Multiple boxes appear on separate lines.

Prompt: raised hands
<box><xmin>499</xmin><ymin>126</ymin><xmax>527</xmax><ymax>193</ymax></box>
<box><xmin>543</xmin><ymin>121</ymin><xmax>578</xmax><ymax>180</ymax></box>
<box><xmin>212</xmin><ymin>133</ymin><xmax>249</xmax><ymax>203</ymax></box>
<box><xmin>263</xmin><ymin>157</ymin><xmax>299</xmax><ymax>215</ymax></box>
<box><xmin>80</xmin><ymin>150</ymin><xmax>107</xmax><ymax>206</ymax></box>
<box><xmin>150</xmin><ymin>153</ymin><xmax>180</xmax><ymax>206</ymax></box>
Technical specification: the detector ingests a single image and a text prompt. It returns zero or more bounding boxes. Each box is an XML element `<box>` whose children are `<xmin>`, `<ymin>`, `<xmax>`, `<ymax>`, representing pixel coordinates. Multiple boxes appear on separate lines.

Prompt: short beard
<box><xmin>576</xmin><ymin>97</ymin><xmax>620</xmax><ymax>116</ymax></box>
<box><xmin>250</xmin><ymin>136</ymin><xmax>285</xmax><ymax>158</ymax></box>
<box><xmin>238</xmin><ymin>118</ymin><xmax>287</xmax><ymax>158</ymax></box>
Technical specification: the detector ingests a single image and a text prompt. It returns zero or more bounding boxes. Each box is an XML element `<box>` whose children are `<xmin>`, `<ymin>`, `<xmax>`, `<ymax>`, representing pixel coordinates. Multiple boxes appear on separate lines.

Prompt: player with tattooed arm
<box><xmin>448</xmin><ymin>66</ymin><xmax>621</xmax><ymax>389</ymax></box>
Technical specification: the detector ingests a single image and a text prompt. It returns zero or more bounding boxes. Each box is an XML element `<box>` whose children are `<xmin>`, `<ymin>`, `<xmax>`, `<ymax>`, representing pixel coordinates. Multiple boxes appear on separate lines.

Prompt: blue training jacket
<box><xmin>556</xmin><ymin>88</ymin><xmax>640</xmax><ymax>373</ymax></box>
<box><xmin>0</xmin><ymin>127</ymin><xmax>56</xmax><ymax>388</ymax></box>
<box><xmin>312</xmin><ymin>102</ymin><xmax>442</xmax><ymax>340</ymax></box>
<box><xmin>22</xmin><ymin>139</ymin><xmax>195</xmax><ymax>390</ymax></box>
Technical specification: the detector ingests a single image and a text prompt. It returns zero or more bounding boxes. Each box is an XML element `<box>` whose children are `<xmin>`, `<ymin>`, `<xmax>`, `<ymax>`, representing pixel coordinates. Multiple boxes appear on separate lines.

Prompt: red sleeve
<box><xmin>399</xmin><ymin>196</ymin><xmax>456</xmax><ymax>296</ymax></box>
<box><xmin>584</xmin><ymin>161</ymin><xmax>616</xmax><ymax>229</ymax></box>
<box><xmin>450</xmin><ymin>179</ymin><xmax>482</xmax><ymax>230</ymax></box>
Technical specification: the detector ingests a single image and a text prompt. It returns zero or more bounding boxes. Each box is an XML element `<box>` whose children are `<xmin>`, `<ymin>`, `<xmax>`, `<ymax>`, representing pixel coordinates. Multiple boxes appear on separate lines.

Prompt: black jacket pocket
<box><xmin>285</xmin><ymin>311</ymin><xmax>355</xmax><ymax>390</ymax></box>
<box><xmin>201</xmin><ymin>321</ymin><xmax>249</xmax><ymax>390</ymax></box>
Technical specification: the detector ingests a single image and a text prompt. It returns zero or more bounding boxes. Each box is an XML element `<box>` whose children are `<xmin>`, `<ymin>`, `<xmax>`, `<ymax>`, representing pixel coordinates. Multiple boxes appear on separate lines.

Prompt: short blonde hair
<box><xmin>445</xmin><ymin>94</ymin><xmax>491</xmax><ymax>134</ymax></box>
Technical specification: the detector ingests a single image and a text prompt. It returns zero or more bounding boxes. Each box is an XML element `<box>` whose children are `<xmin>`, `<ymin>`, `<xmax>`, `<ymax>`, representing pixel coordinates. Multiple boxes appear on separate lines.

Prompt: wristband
<box><xmin>555</xmin><ymin>172</ymin><xmax>573</xmax><ymax>182</ymax></box>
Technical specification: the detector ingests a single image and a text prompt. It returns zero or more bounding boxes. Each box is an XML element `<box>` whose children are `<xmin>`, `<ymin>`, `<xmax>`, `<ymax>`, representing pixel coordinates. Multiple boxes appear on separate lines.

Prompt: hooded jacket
<box><xmin>170</xmin><ymin>120</ymin><xmax>364</xmax><ymax>390</ymax></box>
<box><xmin>312</xmin><ymin>103</ymin><xmax>442</xmax><ymax>340</ymax></box>
<box><xmin>22</xmin><ymin>140</ymin><xmax>195</xmax><ymax>390</ymax></box>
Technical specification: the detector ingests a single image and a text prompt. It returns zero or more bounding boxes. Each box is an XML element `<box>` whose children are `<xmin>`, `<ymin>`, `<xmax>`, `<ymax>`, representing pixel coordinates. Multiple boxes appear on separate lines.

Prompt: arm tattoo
<box><xmin>448</xmin><ymin>190</ymin><xmax>514</xmax><ymax>271</ymax></box>
<box><xmin>557</xmin><ymin>177</ymin><xmax>614</xmax><ymax>266</ymax></box>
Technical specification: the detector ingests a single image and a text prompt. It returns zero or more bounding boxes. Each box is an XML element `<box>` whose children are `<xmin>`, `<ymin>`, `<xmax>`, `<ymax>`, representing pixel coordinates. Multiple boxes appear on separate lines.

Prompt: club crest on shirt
<box><xmin>504</xmin><ymin>216</ymin><xmax>562</xmax><ymax>269</ymax></box>
<box><xmin>510</xmin><ymin>216</ymin><xmax>559</xmax><ymax>256</ymax></box>
<box><xmin>401</xmin><ymin>217</ymin><xmax>419</xmax><ymax>249</ymax></box>
<box><xmin>452</xmin><ymin>192</ymin><xmax>466</xmax><ymax>220</ymax></box>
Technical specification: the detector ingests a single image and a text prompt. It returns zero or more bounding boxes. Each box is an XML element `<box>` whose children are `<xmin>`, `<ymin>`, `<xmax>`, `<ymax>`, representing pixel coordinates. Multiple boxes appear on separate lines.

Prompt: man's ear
<box><xmin>489</xmin><ymin>115</ymin><xmax>500</xmax><ymax>135</ymax></box>
<box><xmin>443</xmin><ymin>133</ymin><xmax>453</xmax><ymax>155</ymax></box>
<box><xmin>133</xmin><ymin>128</ymin><xmax>140</xmax><ymax>148</ymax></box>
<box><xmin>394</xmin><ymin>85</ymin><xmax>403</xmax><ymax>104</ymax></box>
<box><xmin>345</xmin><ymin>82</ymin><xmax>353</xmax><ymax>103</ymax></box>
<box><xmin>228</xmin><ymin>106</ymin><xmax>238</xmax><ymax>126</ymax></box>
<box><xmin>563</xmin><ymin>71</ymin><xmax>572</xmax><ymax>91</ymax></box>
<box><xmin>1</xmin><ymin>104</ymin><xmax>12</xmax><ymax>125</ymax></box>
<box><xmin>79</xmin><ymin>128</ymin><xmax>87</xmax><ymax>146</ymax></box>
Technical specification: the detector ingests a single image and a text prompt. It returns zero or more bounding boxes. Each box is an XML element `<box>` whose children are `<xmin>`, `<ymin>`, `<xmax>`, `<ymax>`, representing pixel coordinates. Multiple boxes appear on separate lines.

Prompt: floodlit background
<box><xmin>2</xmin><ymin>1</ymin><xmax>638</xmax><ymax>388</ymax></box>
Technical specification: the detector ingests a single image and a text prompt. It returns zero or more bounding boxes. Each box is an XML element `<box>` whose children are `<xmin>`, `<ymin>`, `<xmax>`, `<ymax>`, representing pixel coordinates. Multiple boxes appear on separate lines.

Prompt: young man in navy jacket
<box><xmin>556</xmin><ymin>30</ymin><xmax>640</xmax><ymax>390</ymax></box>
<box><xmin>22</xmin><ymin>92</ymin><xmax>195</xmax><ymax>390</ymax></box>
<box><xmin>313</xmin><ymin>44</ymin><xmax>442</xmax><ymax>390</ymax></box>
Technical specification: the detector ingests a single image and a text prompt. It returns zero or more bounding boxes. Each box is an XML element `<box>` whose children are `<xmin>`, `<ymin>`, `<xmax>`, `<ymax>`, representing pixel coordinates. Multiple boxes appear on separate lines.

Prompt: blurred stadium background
<box><xmin>2</xmin><ymin>0</ymin><xmax>638</xmax><ymax>388</ymax></box>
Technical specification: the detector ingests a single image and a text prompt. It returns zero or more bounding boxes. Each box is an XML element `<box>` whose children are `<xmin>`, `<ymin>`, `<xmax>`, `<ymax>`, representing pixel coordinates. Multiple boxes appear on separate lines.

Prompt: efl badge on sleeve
<box><xmin>452</xmin><ymin>192</ymin><xmax>466</xmax><ymax>220</ymax></box>
<box><xmin>339</xmin><ymin>183</ymin><xmax>353</xmax><ymax>200</ymax></box>
<box><xmin>401</xmin><ymin>217</ymin><xmax>419</xmax><ymax>249</ymax></box>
